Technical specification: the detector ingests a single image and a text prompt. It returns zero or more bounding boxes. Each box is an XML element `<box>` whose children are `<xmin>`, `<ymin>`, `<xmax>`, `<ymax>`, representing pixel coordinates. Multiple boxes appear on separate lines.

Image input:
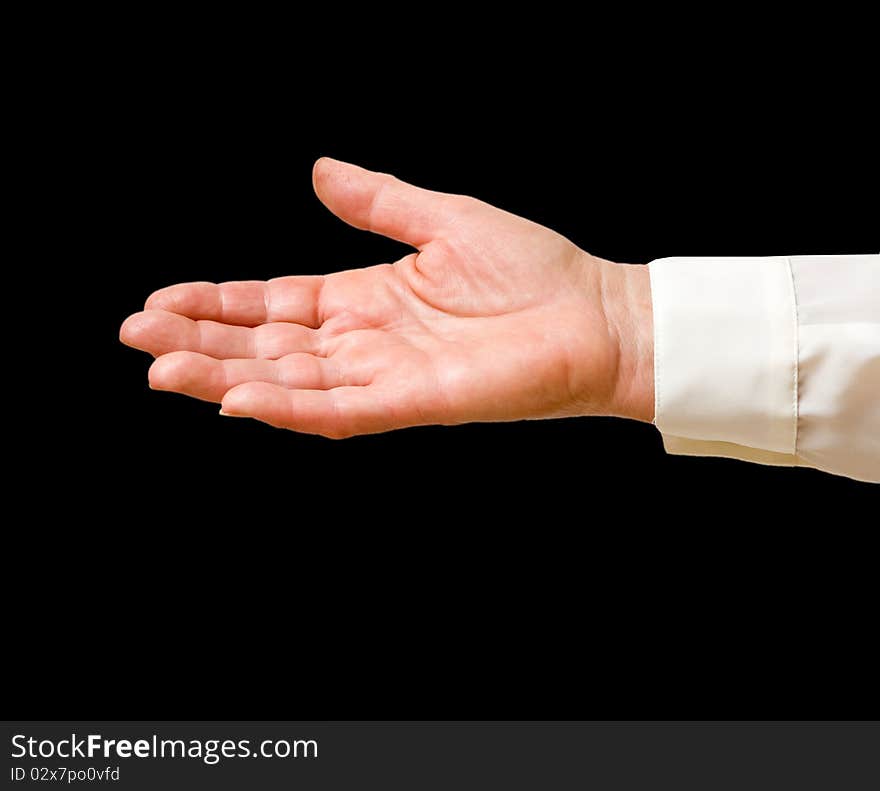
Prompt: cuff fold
<box><xmin>649</xmin><ymin>256</ymin><xmax>798</xmax><ymax>457</ymax></box>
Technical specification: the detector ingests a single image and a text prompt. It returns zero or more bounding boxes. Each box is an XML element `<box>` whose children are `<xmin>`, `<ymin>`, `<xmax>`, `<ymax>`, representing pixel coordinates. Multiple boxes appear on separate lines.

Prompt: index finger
<box><xmin>145</xmin><ymin>275</ymin><xmax>325</xmax><ymax>328</ymax></box>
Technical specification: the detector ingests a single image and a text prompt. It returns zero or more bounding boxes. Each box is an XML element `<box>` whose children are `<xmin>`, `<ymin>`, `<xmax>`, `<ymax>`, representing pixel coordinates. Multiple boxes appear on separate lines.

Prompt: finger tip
<box><xmin>119</xmin><ymin>311</ymin><xmax>152</xmax><ymax>348</ymax></box>
<box><xmin>148</xmin><ymin>350</ymin><xmax>193</xmax><ymax>390</ymax></box>
<box><xmin>222</xmin><ymin>381</ymin><xmax>274</xmax><ymax>415</ymax></box>
<box><xmin>312</xmin><ymin>157</ymin><xmax>335</xmax><ymax>196</ymax></box>
<box><xmin>119</xmin><ymin>315</ymin><xmax>137</xmax><ymax>346</ymax></box>
<box><xmin>314</xmin><ymin>155</ymin><xmax>342</xmax><ymax>172</ymax></box>
<box><xmin>219</xmin><ymin>397</ymin><xmax>242</xmax><ymax>415</ymax></box>
<box><xmin>147</xmin><ymin>357</ymin><xmax>170</xmax><ymax>390</ymax></box>
<box><xmin>220</xmin><ymin>382</ymin><xmax>252</xmax><ymax>414</ymax></box>
<box><xmin>145</xmin><ymin>284</ymin><xmax>188</xmax><ymax>312</ymax></box>
<box><xmin>144</xmin><ymin>290</ymin><xmax>168</xmax><ymax>311</ymax></box>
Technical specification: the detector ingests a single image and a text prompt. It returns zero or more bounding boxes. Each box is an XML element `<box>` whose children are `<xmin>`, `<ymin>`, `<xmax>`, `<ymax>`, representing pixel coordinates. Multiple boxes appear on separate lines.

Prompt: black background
<box><xmin>11</xmin><ymin>14</ymin><xmax>878</xmax><ymax>722</ymax></box>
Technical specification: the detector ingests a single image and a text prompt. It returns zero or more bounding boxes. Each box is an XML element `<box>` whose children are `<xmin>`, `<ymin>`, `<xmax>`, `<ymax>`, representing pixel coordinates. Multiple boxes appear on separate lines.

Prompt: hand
<box><xmin>120</xmin><ymin>158</ymin><xmax>653</xmax><ymax>438</ymax></box>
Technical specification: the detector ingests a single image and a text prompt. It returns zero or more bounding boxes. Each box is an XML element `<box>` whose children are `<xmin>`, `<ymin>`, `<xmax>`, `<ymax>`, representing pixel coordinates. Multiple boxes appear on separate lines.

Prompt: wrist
<box><xmin>598</xmin><ymin>260</ymin><xmax>655</xmax><ymax>422</ymax></box>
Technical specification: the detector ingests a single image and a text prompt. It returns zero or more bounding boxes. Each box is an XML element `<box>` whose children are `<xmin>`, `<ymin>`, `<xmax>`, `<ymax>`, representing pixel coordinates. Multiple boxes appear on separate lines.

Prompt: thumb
<box><xmin>312</xmin><ymin>158</ymin><xmax>455</xmax><ymax>249</ymax></box>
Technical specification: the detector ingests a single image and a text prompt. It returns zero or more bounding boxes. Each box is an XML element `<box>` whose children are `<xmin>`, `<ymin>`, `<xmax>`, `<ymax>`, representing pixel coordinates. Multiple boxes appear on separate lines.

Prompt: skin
<box><xmin>120</xmin><ymin>158</ymin><xmax>654</xmax><ymax>438</ymax></box>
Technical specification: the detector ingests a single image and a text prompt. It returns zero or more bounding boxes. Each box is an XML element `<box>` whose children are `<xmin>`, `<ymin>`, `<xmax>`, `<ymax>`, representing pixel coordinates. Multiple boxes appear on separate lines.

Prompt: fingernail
<box><xmin>219</xmin><ymin>409</ymin><xmax>245</xmax><ymax>417</ymax></box>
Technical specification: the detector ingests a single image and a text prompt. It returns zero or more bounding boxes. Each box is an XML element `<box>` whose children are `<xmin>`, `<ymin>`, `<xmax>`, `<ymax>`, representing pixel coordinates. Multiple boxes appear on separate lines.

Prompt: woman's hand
<box><xmin>120</xmin><ymin>158</ymin><xmax>653</xmax><ymax>437</ymax></box>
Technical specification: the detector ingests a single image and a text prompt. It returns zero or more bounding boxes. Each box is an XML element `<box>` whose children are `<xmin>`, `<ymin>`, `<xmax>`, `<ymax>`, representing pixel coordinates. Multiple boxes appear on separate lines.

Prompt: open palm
<box><xmin>120</xmin><ymin>158</ymin><xmax>649</xmax><ymax>437</ymax></box>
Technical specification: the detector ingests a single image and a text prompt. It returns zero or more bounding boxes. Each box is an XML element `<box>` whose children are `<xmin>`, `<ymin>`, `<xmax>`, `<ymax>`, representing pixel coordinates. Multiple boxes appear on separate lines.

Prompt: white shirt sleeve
<box><xmin>648</xmin><ymin>254</ymin><xmax>880</xmax><ymax>483</ymax></box>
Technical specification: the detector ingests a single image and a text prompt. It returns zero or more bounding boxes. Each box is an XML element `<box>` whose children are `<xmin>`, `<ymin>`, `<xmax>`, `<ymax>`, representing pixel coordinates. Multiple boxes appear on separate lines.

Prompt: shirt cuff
<box><xmin>648</xmin><ymin>256</ymin><xmax>798</xmax><ymax>462</ymax></box>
